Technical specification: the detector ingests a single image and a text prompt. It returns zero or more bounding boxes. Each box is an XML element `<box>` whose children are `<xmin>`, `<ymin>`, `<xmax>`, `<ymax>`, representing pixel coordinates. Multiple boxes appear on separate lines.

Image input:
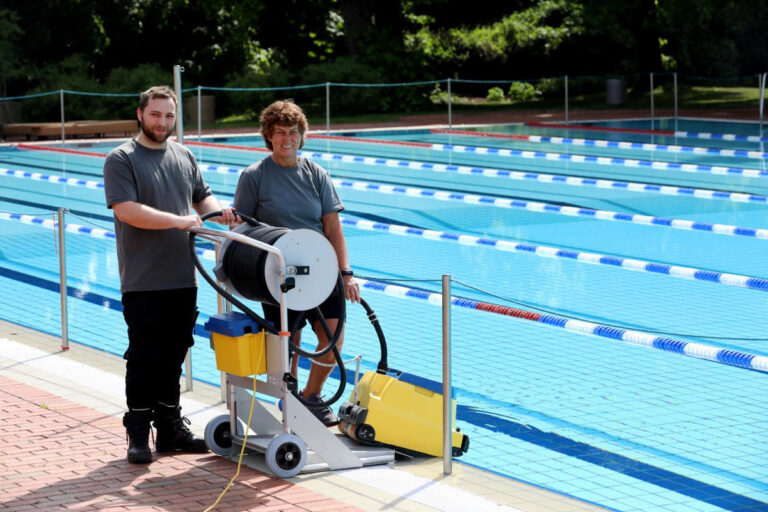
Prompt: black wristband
<box><xmin>340</xmin><ymin>270</ymin><xmax>354</xmax><ymax>276</ymax></box>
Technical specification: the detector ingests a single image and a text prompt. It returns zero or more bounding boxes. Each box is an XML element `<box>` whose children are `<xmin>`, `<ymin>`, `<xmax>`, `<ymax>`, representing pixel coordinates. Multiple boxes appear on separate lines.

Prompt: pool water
<box><xmin>2</xmin><ymin>117</ymin><xmax>768</xmax><ymax>512</ymax></box>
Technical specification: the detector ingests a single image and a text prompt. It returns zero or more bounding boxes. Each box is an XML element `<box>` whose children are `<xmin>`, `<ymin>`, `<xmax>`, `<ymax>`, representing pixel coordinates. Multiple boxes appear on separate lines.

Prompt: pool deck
<box><xmin>0</xmin><ymin>320</ymin><xmax>609</xmax><ymax>512</ymax></box>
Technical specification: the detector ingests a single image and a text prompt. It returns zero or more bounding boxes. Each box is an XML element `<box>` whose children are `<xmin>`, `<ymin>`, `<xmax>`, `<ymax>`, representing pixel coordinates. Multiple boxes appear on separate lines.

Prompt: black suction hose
<box><xmin>290</xmin><ymin>275</ymin><xmax>346</xmax><ymax>359</ymax></box>
<box><xmin>288</xmin><ymin>274</ymin><xmax>347</xmax><ymax>408</ymax></box>
<box><xmin>359</xmin><ymin>297</ymin><xmax>389</xmax><ymax>374</ymax></box>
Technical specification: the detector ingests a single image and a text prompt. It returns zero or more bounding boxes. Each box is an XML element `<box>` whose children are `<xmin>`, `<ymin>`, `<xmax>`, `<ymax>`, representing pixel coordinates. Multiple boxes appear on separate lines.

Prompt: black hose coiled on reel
<box><xmin>220</xmin><ymin>224</ymin><xmax>290</xmax><ymax>305</ymax></box>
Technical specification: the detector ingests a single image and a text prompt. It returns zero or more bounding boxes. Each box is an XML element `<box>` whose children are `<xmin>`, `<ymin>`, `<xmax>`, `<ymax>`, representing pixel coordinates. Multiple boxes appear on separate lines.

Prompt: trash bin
<box><xmin>606</xmin><ymin>79</ymin><xmax>627</xmax><ymax>105</ymax></box>
<box><xmin>184</xmin><ymin>95</ymin><xmax>215</xmax><ymax>126</ymax></box>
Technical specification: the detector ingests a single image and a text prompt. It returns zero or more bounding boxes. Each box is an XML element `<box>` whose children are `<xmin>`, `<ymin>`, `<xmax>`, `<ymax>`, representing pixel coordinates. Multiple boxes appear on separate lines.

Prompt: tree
<box><xmin>658</xmin><ymin>0</ymin><xmax>768</xmax><ymax>76</ymax></box>
<box><xmin>0</xmin><ymin>7</ymin><xmax>24</xmax><ymax>96</ymax></box>
<box><xmin>406</xmin><ymin>0</ymin><xmax>585</xmax><ymax>79</ymax></box>
<box><xmin>569</xmin><ymin>0</ymin><xmax>661</xmax><ymax>75</ymax></box>
<box><xmin>337</xmin><ymin>0</ymin><xmax>412</xmax><ymax>77</ymax></box>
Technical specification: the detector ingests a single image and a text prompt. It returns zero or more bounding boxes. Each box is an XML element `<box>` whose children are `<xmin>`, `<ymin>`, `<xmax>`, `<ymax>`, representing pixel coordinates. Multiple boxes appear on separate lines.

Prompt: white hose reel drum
<box><xmin>213</xmin><ymin>223</ymin><xmax>338</xmax><ymax>312</ymax></box>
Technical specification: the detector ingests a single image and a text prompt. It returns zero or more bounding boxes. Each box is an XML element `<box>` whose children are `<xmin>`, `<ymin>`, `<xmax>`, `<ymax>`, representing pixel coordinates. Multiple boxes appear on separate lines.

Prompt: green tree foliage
<box><xmin>245</xmin><ymin>0</ymin><xmax>344</xmax><ymax>69</ymax></box>
<box><xmin>562</xmin><ymin>0</ymin><xmax>660</xmax><ymax>75</ymax></box>
<box><xmin>406</xmin><ymin>0</ymin><xmax>584</xmax><ymax>79</ymax></box>
<box><xmin>2</xmin><ymin>0</ymin><xmax>261</xmax><ymax>94</ymax></box>
<box><xmin>658</xmin><ymin>0</ymin><xmax>768</xmax><ymax>76</ymax></box>
<box><xmin>337</xmin><ymin>0</ymin><xmax>416</xmax><ymax>79</ymax></box>
<box><xmin>0</xmin><ymin>7</ymin><xmax>23</xmax><ymax>96</ymax></box>
<box><xmin>1</xmin><ymin>0</ymin><xmax>765</xmax><ymax>111</ymax></box>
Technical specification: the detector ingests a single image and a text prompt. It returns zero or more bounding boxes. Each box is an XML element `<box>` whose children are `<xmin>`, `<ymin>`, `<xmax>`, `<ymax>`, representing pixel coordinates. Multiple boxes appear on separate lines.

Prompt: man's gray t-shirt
<box><xmin>103</xmin><ymin>139</ymin><xmax>211</xmax><ymax>293</ymax></box>
<box><xmin>233</xmin><ymin>156</ymin><xmax>343</xmax><ymax>232</ymax></box>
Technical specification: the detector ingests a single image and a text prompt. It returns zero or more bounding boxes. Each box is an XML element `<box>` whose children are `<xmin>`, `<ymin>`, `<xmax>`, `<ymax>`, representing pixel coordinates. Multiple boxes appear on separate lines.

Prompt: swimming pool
<box><xmin>2</xmin><ymin>117</ymin><xmax>768</xmax><ymax>512</ymax></box>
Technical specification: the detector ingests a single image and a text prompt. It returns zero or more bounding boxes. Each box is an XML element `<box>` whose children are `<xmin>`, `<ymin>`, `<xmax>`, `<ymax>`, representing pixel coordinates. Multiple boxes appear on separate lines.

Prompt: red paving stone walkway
<box><xmin>0</xmin><ymin>375</ymin><xmax>362</xmax><ymax>512</ymax></box>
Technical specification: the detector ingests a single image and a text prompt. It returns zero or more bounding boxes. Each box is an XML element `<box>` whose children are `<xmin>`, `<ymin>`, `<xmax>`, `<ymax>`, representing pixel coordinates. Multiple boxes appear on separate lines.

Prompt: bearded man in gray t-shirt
<box><xmin>103</xmin><ymin>85</ymin><xmax>237</xmax><ymax>464</ymax></box>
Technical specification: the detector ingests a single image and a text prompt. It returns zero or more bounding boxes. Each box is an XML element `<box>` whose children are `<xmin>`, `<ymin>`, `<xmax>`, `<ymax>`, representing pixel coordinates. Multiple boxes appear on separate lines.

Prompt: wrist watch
<box><xmin>340</xmin><ymin>270</ymin><xmax>354</xmax><ymax>276</ymax></box>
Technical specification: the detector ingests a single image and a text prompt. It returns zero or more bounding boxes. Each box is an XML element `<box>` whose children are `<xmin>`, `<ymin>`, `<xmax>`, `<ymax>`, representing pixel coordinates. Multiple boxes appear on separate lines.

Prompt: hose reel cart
<box><xmin>190</xmin><ymin>215</ymin><xmax>468</xmax><ymax>477</ymax></box>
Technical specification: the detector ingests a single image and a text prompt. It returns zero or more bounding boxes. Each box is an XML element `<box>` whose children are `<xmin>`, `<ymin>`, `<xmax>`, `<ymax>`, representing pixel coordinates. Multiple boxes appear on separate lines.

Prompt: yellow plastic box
<box><xmin>211</xmin><ymin>331</ymin><xmax>266</xmax><ymax>377</ymax></box>
<box><xmin>205</xmin><ymin>312</ymin><xmax>267</xmax><ymax>377</ymax></box>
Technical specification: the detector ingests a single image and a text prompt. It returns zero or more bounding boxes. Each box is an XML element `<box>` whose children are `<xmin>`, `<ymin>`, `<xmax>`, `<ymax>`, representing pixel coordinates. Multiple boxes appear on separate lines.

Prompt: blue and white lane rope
<box><xmin>335</xmin><ymin>215</ymin><xmax>768</xmax><ymax>292</ymax></box>
<box><xmin>674</xmin><ymin>131</ymin><xmax>767</xmax><ymax>143</ymax></box>
<box><xmin>434</xmin><ymin>133</ymin><xmax>768</xmax><ymax>160</ymax></box>
<box><xmin>353</xmin><ymin>278</ymin><xmax>768</xmax><ymax>373</ymax></box>
<box><xmin>330</xmin><ymin>178</ymin><xmax>768</xmax><ymax>240</ymax></box>
<box><xmin>429</xmin><ymin>144</ymin><xmax>768</xmax><ymax>179</ymax></box>
<box><xmin>12</xmin><ymin>142</ymin><xmax>768</xmax><ymax>205</ymax></box>
<box><xmin>0</xmin><ymin>168</ymin><xmax>104</xmax><ymax>189</ymax></box>
<box><xmin>199</xmin><ymin>161</ymin><xmax>768</xmax><ymax>205</ymax></box>
<box><xmin>4</xmin><ymin>166</ymin><xmax>766</xmax><ymax>240</ymax></box>
<box><xmin>526</xmin><ymin>122</ymin><xmax>768</xmax><ymax>143</ymax></box>
<box><xmin>6</xmin><ymin>209</ymin><xmax>768</xmax><ymax>294</ymax></box>
<box><xmin>5</xmin><ymin>207</ymin><xmax>766</xmax><ymax>373</ymax></box>
<box><xmin>0</xmin><ymin>212</ymin><xmax>114</xmax><ymax>239</ymax></box>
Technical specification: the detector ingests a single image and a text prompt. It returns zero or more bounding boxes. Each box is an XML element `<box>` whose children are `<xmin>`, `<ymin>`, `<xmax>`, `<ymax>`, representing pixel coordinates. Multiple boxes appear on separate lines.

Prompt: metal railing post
<box><xmin>197</xmin><ymin>86</ymin><xmax>202</xmax><ymax>139</ymax></box>
<box><xmin>57</xmin><ymin>208</ymin><xmax>69</xmax><ymax>350</ymax></box>
<box><xmin>185</xmin><ymin>351</ymin><xmax>193</xmax><ymax>391</ymax></box>
<box><xmin>564</xmin><ymin>75</ymin><xmax>569</xmax><ymax>122</ymax></box>
<box><xmin>60</xmin><ymin>90</ymin><xmax>66</xmax><ymax>143</ymax></box>
<box><xmin>447</xmin><ymin>78</ymin><xmax>452</xmax><ymax>129</ymax></box>
<box><xmin>673</xmin><ymin>72</ymin><xmax>678</xmax><ymax>120</ymax></box>
<box><xmin>326</xmin><ymin>82</ymin><xmax>331</xmax><ymax>135</ymax></box>
<box><xmin>442</xmin><ymin>274</ymin><xmax>452</xmax><ymax>475</ymax></box>
<box><xmin>759</xmin><ymin>72</ymin><xmax>766</xmax><ymax>125</ymax></box>
<box><xmin>650</xmin><ymin>72</ymin><xmax>655</xmax><ymax>124</ymax></box>
<box><xmin>172</xmin><ymin>64</ymin><xmax>191</xmax><ymax>388</ymax></box>
<box><xmin>173</xmin><ymin>65</ymin><xmax>184</xmax><ymax>144</ymax></box>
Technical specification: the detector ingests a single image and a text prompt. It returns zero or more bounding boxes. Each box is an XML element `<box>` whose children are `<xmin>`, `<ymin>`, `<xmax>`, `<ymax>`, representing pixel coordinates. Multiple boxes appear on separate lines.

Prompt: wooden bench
<box><xmin>1</xmin><ymin>120</ymin><xmax>138</xmax><ymax>140</ymax></box>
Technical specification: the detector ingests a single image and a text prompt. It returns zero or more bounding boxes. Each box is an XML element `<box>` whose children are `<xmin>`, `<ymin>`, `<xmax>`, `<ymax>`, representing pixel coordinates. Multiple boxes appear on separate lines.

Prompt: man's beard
<box><xmin>140</xmin><ymin>122</ymin><xmax>174</xmax><ymax>144</ymax></box>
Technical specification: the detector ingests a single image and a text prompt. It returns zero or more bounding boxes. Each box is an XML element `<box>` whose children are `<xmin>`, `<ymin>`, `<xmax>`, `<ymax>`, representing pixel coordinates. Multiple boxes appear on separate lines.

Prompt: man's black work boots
<box><xmin>123</xmin><ymin>410</ymin><xmax>153</xmax><ymax>464</ymax></box>
<box><xmin>153</xmin><ymin>404</ymin><xmax>209</xmax><ymax>453</ymax></box>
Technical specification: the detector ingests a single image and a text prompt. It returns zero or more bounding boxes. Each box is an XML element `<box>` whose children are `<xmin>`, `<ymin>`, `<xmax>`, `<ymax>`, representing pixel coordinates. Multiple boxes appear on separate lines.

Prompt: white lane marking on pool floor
<box><xmin>1</xmin><ymin>338</ymin><xmax>521</xmax><ymax>511</ymax></box>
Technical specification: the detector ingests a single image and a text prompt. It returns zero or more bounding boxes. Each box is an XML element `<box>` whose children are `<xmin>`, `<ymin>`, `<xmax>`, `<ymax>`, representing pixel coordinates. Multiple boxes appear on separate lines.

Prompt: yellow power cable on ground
<box><xmin>204</xmin><ymin>373</ymin><xmax>259</xmax><ymax>511</ymax></box>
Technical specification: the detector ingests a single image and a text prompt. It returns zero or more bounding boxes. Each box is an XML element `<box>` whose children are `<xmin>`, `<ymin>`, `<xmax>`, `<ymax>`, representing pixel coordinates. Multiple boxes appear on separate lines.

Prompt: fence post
<box><xmin>58</xmin><ymin>208</ymin><xmax>69</xmax><ymax>350</ymax></box>
<box><xmin>326</xmin><ymin>82</ymin><xmax>331</xmax><ymax>135</ymax></box>
<box><xmin>173</xmin><ymin>65</ymin><xmax>184</xmax><ymax>144</ymax></box>
<box><xmin>673</xmin><ymin>72</ymin><xmax>678</xmax><ymax>120</ymax></box>
<box><xmin>650</xmin><ymin>72</ymin><xmax>655</xmax><ymax>124</ymax></box>
<box><xmin>759</xmin><ymin>72</ymin><xmax>765</xmax><ymax>125</ymax></box>
<box><xmin>197</xmin><ymin>86</ymin><xmax>202</xmax><ymax>139</ymax></box>
<box><xmin>442</xmin><ymin>274</ymin><xmax>452</xmax><ymax>475</ymax></box>
<box><xmin>60</xmin><ymin>90</ymin><xmax>66</xmax><ymax>143</ymax></box>
<box><xmin>447</xmin><ymin>78</ymin><xmax>452</xmax><ymax>129</ymax></box>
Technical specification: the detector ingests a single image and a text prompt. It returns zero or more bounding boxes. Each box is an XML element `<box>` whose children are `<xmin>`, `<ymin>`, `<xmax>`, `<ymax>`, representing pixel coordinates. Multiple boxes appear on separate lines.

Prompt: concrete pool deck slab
<box><xmin>0</xmin><ymin>320</ymin><xmax>608</xmax><ymax>512</ymax></box>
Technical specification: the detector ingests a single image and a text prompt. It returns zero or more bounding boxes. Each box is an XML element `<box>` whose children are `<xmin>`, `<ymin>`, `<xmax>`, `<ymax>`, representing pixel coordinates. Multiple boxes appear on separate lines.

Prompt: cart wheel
<box><xmin>204</xmin><ymin>414</ymin><xmax>233</xmax><ymax>456</ymax></box>
<box><xmin>266</xmin><ymin>432</ymin><xmax>306</xmax><ymax>478</ymax></box>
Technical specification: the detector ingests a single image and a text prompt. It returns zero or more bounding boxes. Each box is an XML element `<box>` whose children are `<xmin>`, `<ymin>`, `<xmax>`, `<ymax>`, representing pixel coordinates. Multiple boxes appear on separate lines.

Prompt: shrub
<box><xmin>507</xmin><ymin>81</ymin><xmax>539</xmax><ymax>102</ymax></box>
<box><xmin>486</xmin><ymin>86</ymin><xmax>505</xmax><ymax>102</ymax></box>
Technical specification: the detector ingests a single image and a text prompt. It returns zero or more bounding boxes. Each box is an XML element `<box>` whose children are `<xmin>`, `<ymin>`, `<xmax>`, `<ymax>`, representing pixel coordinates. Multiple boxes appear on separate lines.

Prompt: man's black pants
<box><xmin>121</xmin><ymin>287</ymin><xmax>198</xmax><ymax>411</ymax></box>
